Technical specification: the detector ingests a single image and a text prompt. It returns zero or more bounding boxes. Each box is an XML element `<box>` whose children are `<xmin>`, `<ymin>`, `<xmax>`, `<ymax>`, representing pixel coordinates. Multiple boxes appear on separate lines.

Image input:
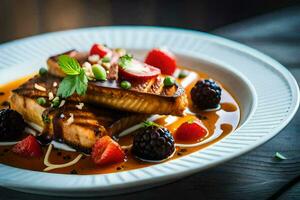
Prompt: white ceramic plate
<box><xmin>0</xmin><ymin>26</ymin><xmax>298</xmax><ymax>196</ymax></box>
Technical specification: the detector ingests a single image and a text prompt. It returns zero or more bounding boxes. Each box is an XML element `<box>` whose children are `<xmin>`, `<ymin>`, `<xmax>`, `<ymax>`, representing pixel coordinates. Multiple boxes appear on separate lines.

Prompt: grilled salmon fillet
<box><xmin>10</xmin><ymin>93</ymin><xmax>148</xmax><ymax>153</ymax></box>
<box><xmin>46</xmin><ymin>50</ymin><xmax>188</xmax><ymax>116</ymax></box>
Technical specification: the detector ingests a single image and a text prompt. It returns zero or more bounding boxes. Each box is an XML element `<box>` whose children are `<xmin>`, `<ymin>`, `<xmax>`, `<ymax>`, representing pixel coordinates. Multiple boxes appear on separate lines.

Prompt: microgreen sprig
<box><xmin>118</xmin><ymin>54</ymin><xmax>133</xmax><ymax>69</ymax></box>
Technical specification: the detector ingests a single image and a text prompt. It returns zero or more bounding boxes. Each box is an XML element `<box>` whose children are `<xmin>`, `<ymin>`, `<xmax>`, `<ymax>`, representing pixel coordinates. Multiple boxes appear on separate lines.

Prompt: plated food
<box><xmin>0</xmin><ymin>44</ymin><xmax>240</xmax><ymax>174</ymax></box>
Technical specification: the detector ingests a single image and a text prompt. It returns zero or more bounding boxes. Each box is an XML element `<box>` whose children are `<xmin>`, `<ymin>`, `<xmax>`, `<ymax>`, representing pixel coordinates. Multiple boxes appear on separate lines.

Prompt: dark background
<box><xmin>0</xmin><ymin>0</ymin><xmax>298</xmax><ymax>43</ymax></box>
<box><xmin>1</xmin><ymin>1</ymin><xmax>300</xmax><ymax>200</ymax></box>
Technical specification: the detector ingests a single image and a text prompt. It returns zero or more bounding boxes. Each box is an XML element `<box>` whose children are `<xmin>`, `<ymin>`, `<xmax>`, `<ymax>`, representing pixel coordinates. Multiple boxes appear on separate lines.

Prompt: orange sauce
<box><xmin>0</xmin><ymin>70</ymin><xmax>240</xmax><ymax>175</ymax></box>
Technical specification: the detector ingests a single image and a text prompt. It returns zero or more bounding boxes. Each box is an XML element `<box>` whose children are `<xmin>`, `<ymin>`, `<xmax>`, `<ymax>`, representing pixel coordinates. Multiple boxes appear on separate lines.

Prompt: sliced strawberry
<box><xmin>175</xmin><ymin>120</ymin><xmax>208</xmax><ymax>142</ymax></box>
<box><xmin>91</xmin><ymin>136</ymin><xmax>125</xmax><ymax>166</ymax></box>
<box><xmin>12</xmin><ymin>135</ymin><xmax>42</xmax><ymax>157</ymax></box>
<box><xmin>90</xmin><ymin>43</ymin><xmax>111</xmax><ymax>58</ymax></box>
<box><xmin>118</xmin><ymin>55</ymin><xmax>161</xmax><ymax>81</ymax></box>
<box><xmin>145</xmin><ymin>48</ymin><xmax>177</xmax><ymax>75</ymax></box>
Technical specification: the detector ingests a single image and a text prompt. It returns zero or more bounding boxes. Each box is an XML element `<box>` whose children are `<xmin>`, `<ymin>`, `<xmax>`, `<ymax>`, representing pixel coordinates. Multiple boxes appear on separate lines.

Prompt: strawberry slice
<box><xmin>145</xmin><ymin>48</ymin><xmax>177</xmax><ymax>75</ymax></box>
<box><xmin>90</xmin><ymin>43</ymin><xmax>111</xmax><ymax>58</ymax></box>
<box><xmin>175</xmin><ymin>120</ymin><xmax>208</xmax><ymax>142</ymax></box>
<box><xmin>118</xmin><ymin>55</ymin><xmax>161</xmax><ymax>81</ymax></box>
<box><xmin>12</xmin><ymin>135</ymin><xmax>42</xmax><ymax>157</ymax></box>
<box><xmin>91</xmin><ymin>136</ymin><xmax>125</xmax><ymax>166</ymax></box>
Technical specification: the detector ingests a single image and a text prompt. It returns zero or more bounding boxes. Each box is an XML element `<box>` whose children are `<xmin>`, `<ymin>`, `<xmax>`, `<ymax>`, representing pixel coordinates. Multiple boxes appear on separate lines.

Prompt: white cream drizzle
<box><xmin>24</xmin><ymin>127</ymin><xmax>38</xmax><ymax>136</ymax></box>
<box><xmin>121</xmin><ymin>144</ymin><xmax>133</xmax><ymax>150</ymax></box>
<box><xmin>51</xmin><ymin>141</ymin><xmax>76</xmax><ymax>152</ymax></box>
<box><xmin>118</xmin><ymin>115</ymin><xmax>163</xmax><ymax>137</ymax></box>
<box><xmin>180</xmin><ymin>71</ymin><xmax>198</xmax><ymax>88</ymax></box>
<box><xmin>135</xmin><ymin>149</ymin><xmax>176</xmax><ymax>163</ymax></box>
<box><xmin>0</xmin><ymin>141</ymin><xmax>18</xmax><ymax>146</ymax></box>
<box><xmin>25</xmin><ymin>121</ymin><xmax>43</xmax><ymax>132</ymax></box>
<box><xmin>43</xmin><ymin>144</ymin><xmax>82</xmax><ymax>172</ymax></box>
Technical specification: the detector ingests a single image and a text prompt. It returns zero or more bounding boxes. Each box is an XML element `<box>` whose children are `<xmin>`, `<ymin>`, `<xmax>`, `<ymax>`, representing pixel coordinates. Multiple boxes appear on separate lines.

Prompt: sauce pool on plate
<box><xmin>0</xmin><ymin>68</ymin><xmax>240</xmax><ymax>175</ymax></box>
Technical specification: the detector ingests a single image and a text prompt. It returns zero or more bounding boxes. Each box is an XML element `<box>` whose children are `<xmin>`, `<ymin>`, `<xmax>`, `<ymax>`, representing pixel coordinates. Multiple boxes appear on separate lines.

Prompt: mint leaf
<box><xmin>58</xmin><ymin>55</ymin><xmax>82</xmax><ymax>75</ymax></box>
<box><xmin>57</xmin><ymin>55</ymin><xmax>88</xmax><ymax>98</ymax></box>
<box><xmin>118</xmin><ymin>54</ymin><xmax>133</xmax><ymax>69</ymax></box>
<box><xmin>75</xmin><ymin>71</ymin><xmax>88</xmax><ymax>96</ymax></box>
<box><xmin>57</xmin><ymin>76</ymin><xmax>77</xmax><ymax>98</ymax></box>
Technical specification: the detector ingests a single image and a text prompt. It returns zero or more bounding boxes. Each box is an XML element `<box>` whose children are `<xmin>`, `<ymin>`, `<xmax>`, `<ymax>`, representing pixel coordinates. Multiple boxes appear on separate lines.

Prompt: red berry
<box><xmin>90</xmin><ymin>44</ymin><xmax>111</xmax><ymax>58</ymax></box>
<box><xmin>175</xmin><ymin>120</ymin><xmax>207</xmax><ymax>142</ymax></box>
<box><xmin>145</xmin><ymin>48</ymin><xmax>177</xmax><ymax>75</ymax></box>
<box><xmin>12</xmin><ymin>135</ymin><xmax>42</xmax><ymax>157</ymax></box>
<box><xmin>91</xmin><ymin>136</ymin><xmax>125</xmax><ymax>166</ymax></box>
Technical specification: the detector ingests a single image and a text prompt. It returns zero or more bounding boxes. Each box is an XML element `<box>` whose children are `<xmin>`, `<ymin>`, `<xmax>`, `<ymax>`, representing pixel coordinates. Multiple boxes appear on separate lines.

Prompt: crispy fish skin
<box><xmin>10</xmin><ymin>93</ymin><xmax>148</xmax><ymax>153</ymax></box>
<box><xmin>47</xmin><ymin>51</ymin><xmax>188</xmax><ymax>116</ymax></box>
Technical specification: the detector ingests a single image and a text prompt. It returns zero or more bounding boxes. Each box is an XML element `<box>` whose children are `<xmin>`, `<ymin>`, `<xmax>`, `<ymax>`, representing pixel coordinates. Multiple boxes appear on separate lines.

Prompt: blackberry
<box><xmin>132</xmin><ymin>125</ymin><xmax>175</xmax><ymax>161</ymax></box>
<box><xmin>190</xmin><ymin>79</ymin><xmax>222</xmax><ymax>109</ymax></box>
<box><xmin>0</xmin><ymin>109</ymin><xmax>26</xmax><ymax>141</ymax></box>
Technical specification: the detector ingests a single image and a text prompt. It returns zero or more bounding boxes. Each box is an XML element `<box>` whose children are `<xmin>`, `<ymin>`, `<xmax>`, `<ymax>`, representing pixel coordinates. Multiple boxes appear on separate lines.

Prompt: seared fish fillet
<box><xmin>10</xmin><ymin>94</ymin><xmax>148</xmax><ymax>153</ymax></box>
<box><xmin>47</xmin><ymin>50</ymin><xmax>188</xmax><ymax>116</ymax></box>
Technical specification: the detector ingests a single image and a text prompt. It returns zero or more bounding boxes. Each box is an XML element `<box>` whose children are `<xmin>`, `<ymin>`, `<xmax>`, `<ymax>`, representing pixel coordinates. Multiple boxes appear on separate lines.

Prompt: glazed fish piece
<box><xmin>46</xmin><ymin>50</ymin><xmax>188</xmax><ymax>116</ymax></box>
<box><xmin>10</xmin><ymin>93</ymin><xmax>148</xmax><ymax>153</ymax></box>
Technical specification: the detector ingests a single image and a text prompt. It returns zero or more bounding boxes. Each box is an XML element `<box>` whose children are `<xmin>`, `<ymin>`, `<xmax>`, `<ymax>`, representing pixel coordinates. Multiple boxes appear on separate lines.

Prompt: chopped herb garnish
<box><xmin>101</xmin><ymin>57</ymin><xmax>111</xmax><ymax>63</ymax></box>
<box><xmin>42</xmin><ymin>114</ymin><xmax>51</xmax><ymax>124</ymax></box>
<box><xmin>164</xmin><ymin>76</ymin><xmax>175</xmax><ymax>86</ymax></box>
<box><xmin>39</xmin><ymin>67</ymin><xmax>48</xmax><ymax>76</ymax></box>
<box><xmin>118</xmin><ymin>54</ymin><xmax>133</xmax><ymax>69</ymax></box>
<box><xmin>275</xmin><ymin>152</ymin><xmax>287</xmax><ymax>160</ymax></box>
<box><xmin>120</xmin><ymin>80</ymin><xmax>131</xmax><ymax>90</ymax></box>
<box><xmin>178</xmin><ymin>70</ymin><xmax>189</xmax><ymax>79</ymax></box>
<box><xmin>36</xmin><ymin>97</ymin><xmax>46</xmax><ymax>105</ymax></box>
<box><xmin>57</xmin><ymin>55</ymin><xmax>88</xmax><ymax>98</ymax></box>
<box><xmin>51</xmin><ymin>97</ymin><xmax>60</xmax><ymax>108</ymax></box>
<box><xmin>143</xmin><ymin>121</ymin><xmax>160</xmax><ymax>128</ymax></box>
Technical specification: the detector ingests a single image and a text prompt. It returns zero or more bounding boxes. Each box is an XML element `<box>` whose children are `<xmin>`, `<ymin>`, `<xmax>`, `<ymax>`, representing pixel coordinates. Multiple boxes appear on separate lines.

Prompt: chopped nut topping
<box><xmin>53</xmin><ymin>82</ymin><xmax>58</xmax><ymax>87</ymax></box>
<box><xmin>59</xmin><ymin>100</ymin><xmax>66</xmax><ymax>108</ymax></box>
<box><xmin>48</xmin><ymin>92</ymin><xmax>54</xmax><ymax>100</ymax></box>
<box><xmin>34</xmin><ymin>83</ymin><xmax>46</xmax><ymax>92</ymax></box>
<box><xmin>75</xmin><ymin>102</ymin><xmax>84</xmax><ymax>110</ymax></box>
<box><xmin>66</xmin><ymin>113</ymin><xmax>74</xmax><ymax>125</ymax></box>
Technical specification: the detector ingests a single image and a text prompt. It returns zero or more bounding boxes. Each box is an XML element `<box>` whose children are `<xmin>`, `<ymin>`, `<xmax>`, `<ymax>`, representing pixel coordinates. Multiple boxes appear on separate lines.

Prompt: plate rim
<box><xmin>0</xmin><ymin>26</ymin><xmax>299</xmax><ymax>195</ymax></box>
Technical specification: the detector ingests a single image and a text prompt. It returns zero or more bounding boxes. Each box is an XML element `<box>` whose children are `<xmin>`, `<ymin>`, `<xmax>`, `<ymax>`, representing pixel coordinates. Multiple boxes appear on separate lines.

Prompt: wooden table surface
<box><xmin>0</xmin><ymin>6</ymin><xmax>299</xmax><ymax>200</ymax></box>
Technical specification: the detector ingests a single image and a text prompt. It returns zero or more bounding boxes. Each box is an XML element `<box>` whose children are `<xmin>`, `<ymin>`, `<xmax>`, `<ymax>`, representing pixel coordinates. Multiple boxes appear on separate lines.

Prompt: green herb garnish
<box><xmin>39</xmin><ymin>67</ymin><xmax>48</xmax><ymax>76</ymax></box>
<box><xmin>42</xmin><ymin>114</ymin><xmax>51</xmax><ymax>124</ymax></box>
<box><xmin>275</xmin><ymin>152</ymin><xmax>287</xmax><ymax>160</ymax></box>
<box><xmin>36</xmin><ymin>97</ymin><xmax>46</xmax><ymax>105</ymax></box>
<box><xmin>51</xmin><ymin>96</ymin><xmax>60</xmax><ymax>108</ymax></box>
<box><xmin>57</xmin><ymin>55</ymin><xmax>88</xmax><ymax>98</ymax></box>
<box><xmin>101</xmin><ymin>57</ymin><xmax>111</xmax><ymax>63</ymax></box>
<box><xmin>118</xmin><ymin>54</ymin><xmax>133</xmax><ymax>69</ymax></box>
<box><xmin>164</xmin><ymin>76</ymin><xmax>175</xmax><ymax>86</ymax></box>
<box><xmin>120</xmin><ymin>80</ymin><xmax>131</xmax><ymax>90</ymax></box>
<box><xmin>143</xmin><ymin>121</ymin><xmax>160</xmax><ymax>128</ymax></box>
<box><xmin>178</xmin><ymin>70</ymin><xmax>188</xmax><ymax>79</ymax></box>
